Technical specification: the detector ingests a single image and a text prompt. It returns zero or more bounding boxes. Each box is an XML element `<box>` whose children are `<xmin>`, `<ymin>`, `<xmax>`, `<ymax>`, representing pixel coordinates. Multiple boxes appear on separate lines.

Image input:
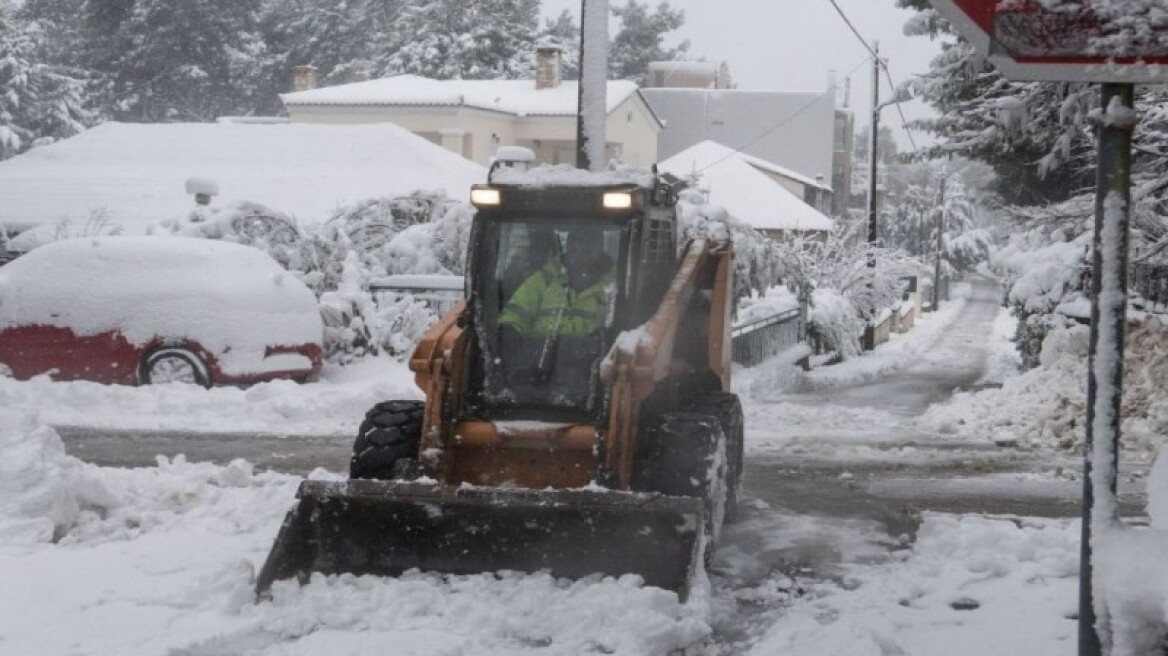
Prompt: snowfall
<box><xmin>2</xmin><ymin>282</ymin><xmax>1166</xmax><ymax>656</ymax></box>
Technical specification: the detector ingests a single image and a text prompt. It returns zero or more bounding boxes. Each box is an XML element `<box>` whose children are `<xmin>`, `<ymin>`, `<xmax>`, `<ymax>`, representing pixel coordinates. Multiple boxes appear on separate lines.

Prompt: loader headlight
<box><xmin>470</xmin><ymin>188</ymin><xmax>501</xmax><ymax>207</ymax></box>
<box><xmin>602</xmin><ymin>192</ymin><xmax>633</xmax><ymax>209</ymax></box>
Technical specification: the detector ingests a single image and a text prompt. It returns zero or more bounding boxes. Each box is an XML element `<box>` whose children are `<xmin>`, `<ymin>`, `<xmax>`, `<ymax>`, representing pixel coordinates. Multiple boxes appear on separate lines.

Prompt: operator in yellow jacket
<box><xmin>499</xmin><ymin>231</ymin><xmax>614</xmax><ymax>338</ymax></box>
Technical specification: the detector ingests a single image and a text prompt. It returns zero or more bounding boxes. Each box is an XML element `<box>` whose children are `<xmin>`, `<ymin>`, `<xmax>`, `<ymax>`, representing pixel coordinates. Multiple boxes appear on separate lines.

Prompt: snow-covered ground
<box><xmin>2</xmin><ymin>284</ymin><xmax>1166</xmax><ymax>655</ymax></box>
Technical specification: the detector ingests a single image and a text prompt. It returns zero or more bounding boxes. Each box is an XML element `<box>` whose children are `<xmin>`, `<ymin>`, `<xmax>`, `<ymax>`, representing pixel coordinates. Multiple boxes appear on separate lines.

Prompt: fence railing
<box><xmin>1132</xmin><ymin>263</ymin><xmax>1168</xmax><ymax>311</ymax></box>
<box><xmin>730</xmin><ymin>307</ymin><xmax>806</xmax><ymax>367</ymax></box>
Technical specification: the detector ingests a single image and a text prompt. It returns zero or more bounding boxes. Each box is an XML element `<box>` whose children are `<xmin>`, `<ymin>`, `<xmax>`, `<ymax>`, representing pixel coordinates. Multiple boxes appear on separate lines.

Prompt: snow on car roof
<box><xmin>0</xmin><ymin>122</ymin><xmax>486</xmax><ymax>232</ymax></box>
<box><xmin>0</xmin><ymin>236</ymin><xmax>322</xmax><ymax>375</ymax></box>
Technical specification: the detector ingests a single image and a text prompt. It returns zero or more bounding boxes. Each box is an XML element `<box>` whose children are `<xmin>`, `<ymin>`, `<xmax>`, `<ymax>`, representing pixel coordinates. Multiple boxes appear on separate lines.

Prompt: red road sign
<box><xmin>929</xmin><ymin>0</ymin><xmax>1168</xmax><ymax>82</ymax></box>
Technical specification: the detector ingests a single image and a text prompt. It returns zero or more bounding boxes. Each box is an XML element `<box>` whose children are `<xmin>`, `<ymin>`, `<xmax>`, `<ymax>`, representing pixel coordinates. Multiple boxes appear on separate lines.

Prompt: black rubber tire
<box><xmin>689</xmin><ymin>393</ymin><xmax>745</xmax><ymax>521</ymax></box>
<box><xmin>139</xmin><ymin>347</ymin><xmax>211</xmax><ymax>388</ymax></box>
<box><xmin>632</xmin><ymin>411</ymin><xmax>728</xmax><ymax>553</ymax></box>
<box><xmin>350</xmin><ymin>400</ymin><xmax>425</xmax><ymax>480</ymax></box>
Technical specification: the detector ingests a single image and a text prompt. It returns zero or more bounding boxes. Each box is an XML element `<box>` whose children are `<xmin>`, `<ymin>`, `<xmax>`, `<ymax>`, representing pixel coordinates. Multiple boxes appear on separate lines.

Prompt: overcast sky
<box><xmin>540</xmin><ymin>0</ymin><xmax>948</xmax><ymax>151</ymax></box>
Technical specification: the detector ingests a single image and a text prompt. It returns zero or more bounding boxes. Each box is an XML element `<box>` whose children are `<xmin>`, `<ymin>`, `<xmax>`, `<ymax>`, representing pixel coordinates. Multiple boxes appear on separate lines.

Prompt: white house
<box><xmin>280</xmin><ymin>47</ymin><xmax>663</xmax><ymax>168</ymax></box>
<box><xmin>660</xmin><ymin>140</ymin><xmax>833</xmax><ymax>240</ymax></box>
<box><xmin>0</xmin><ymin>121</ymin><xmax>486</xmax><ymax>234</ymax></box>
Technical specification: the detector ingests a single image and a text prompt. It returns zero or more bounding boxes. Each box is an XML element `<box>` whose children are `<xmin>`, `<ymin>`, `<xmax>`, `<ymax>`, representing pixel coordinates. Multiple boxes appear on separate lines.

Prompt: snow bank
<box><xmin>921</xmin><ymin>315</ymin><xmax>1168</xmax><ymax>460</ymax></box>
<box><xmin>0</xmin><ymin>409</ymin><xmax>714</xmax><ymax>655</ymax></box>
<box><xmin>0</xmin><ymin>355</ymin><xmax>420</xmax><ymax>436</ymax></box>
<box><xmin>0</xmin><ymin>411</ymin><xmax>116</xmax><ymax>545</ymax></box>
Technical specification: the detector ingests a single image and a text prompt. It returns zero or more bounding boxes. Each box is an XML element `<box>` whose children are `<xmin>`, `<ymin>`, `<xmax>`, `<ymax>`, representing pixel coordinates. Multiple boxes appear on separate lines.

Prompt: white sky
<box><xmin>541</xmin><ymin>0</ymin><xmax>946</xmax><ymax>151</ymax></box>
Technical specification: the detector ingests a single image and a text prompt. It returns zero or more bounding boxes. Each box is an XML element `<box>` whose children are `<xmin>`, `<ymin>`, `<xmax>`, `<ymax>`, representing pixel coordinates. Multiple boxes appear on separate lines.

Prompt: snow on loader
<box><xmin>256</xmin><ymin>168</ymin><xmax>745</xmax><ymax>600</ymax></box>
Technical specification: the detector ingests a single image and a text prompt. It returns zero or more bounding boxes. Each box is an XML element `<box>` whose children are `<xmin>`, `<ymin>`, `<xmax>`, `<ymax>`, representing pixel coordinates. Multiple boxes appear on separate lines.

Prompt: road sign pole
<box><xmin>1078</xmin><ymin>81</ymin><xmax>1134</xmax><ymax>656</ymax></box>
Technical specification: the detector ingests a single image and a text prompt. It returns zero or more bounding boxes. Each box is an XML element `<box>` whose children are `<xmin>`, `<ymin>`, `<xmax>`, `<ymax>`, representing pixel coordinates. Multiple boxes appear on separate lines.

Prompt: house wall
<box><xmin>286</xmin><ymin>94</ymin><xmax>659</xmax><ymax>168</ymax></box>
<box><xmin>642</xmin><ymin>88</ymin><xmax>836</xmax><ymax>186</ymax></box>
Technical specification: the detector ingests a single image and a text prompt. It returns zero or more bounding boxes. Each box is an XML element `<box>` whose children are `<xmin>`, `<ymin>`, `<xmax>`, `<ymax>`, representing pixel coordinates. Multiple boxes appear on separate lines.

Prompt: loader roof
<box><xmin>489</xmin><ymin>164</ymin><xmax>656</xmax><ymax>190</ymax></box>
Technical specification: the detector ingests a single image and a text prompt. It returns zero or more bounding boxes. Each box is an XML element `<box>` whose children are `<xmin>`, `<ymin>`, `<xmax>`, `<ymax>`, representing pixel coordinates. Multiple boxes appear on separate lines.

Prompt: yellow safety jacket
<box><xmin>499</xmin><ymin>261</ymin><xmax>613</xmax><ymax>337</ymax></box>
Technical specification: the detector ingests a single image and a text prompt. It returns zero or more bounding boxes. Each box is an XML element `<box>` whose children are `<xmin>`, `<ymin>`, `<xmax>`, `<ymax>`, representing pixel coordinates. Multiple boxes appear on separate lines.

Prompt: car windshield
<box><xmin>475</xmin><ymin>220</ymin><xmax>622</xmax><ymax>416</ymax></box>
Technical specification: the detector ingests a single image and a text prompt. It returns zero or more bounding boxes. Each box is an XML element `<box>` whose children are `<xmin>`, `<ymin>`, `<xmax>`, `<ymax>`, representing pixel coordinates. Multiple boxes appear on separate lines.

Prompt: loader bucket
<box><xmin>256</xmin><ymin>479</ymin><xmax>706</xmax><ymax>600</ymax></box>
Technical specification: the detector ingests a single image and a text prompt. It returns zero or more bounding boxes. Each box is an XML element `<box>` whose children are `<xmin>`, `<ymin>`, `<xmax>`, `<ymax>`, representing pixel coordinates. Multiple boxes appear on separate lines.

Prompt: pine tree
<box><xmin>0</xmin><ymin>7</ymin><xmax>93</xmax><ymax>159</ymax></box>
<box><xmin>82</xmin><ymin>0</ymin><xmax>268</xmax><ymax>122</ymax></box>
<box><xmin>608</xmin><ymin>0</ymin><xmax>688</xmax><ymax>85</ymax></box>
<box><xmin>385</xmin><ymin>0</ymin><xmax>539</xmax><ymax>80</ymax></box>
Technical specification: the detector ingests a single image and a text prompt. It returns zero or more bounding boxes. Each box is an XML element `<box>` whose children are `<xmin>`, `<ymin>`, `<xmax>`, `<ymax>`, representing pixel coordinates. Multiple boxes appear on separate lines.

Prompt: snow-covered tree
<box><xmin>81</xmin><ymin>0</ymin><xmax>269</xmax><ymax>122</ymax></box>
<box><xmin>385</xmin><ymin>0</ymin><xmax>539</xmax><ymax>80</ymax></box>
<box><xmin>0</xmin><ymin>8</ymin><xmax>93</xmax><ymax>159</ymax></box>
<box><xmin>608</xmin><ymin>0</ymin><xmax>688</xmax><ymax>85</ymax></box>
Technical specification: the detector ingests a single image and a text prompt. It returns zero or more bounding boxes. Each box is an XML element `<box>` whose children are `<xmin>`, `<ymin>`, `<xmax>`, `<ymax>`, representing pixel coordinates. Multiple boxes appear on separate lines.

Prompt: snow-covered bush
<box><xmin>676</xmin><ymin>192</ymin><xmax>791</xmax><ymax>301</ymax></box>
<box><xmin>807</xmin><ymin>287</ymin><xmax>865</xmax><ymax>360</ymax></box>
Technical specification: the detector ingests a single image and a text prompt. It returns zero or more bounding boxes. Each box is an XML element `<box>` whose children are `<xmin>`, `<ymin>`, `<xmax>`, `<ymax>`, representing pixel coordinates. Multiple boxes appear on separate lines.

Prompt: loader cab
<box><xmin>464</xmin><ymin>176</ymin><xmax>681</xmax><ymax>422</ymax></box>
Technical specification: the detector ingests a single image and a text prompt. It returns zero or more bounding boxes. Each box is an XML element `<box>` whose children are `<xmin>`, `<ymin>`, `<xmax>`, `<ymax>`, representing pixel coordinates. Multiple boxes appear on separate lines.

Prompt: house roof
<box><xmin>0</xmin><ymin>122</ymin><xmax>486</xmax><ymax>232</ymax></box>
<box><xmin>740</xmin><ymin>151</ymin><xmax>833</xmax><ymax>192</ymax></box>
<box><xmin>281</xmin><ymin>75</ymin><xmax>646</xmax><ymax>119</ymax></box>
<box><xmin>659</xmin><ymin>140</ymin><xmax>834</xmax><ymax>233</ymax></box>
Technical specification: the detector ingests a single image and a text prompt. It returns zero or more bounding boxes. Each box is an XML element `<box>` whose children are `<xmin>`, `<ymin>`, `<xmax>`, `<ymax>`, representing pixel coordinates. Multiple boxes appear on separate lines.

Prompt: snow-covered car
<box><xmin>0</xmin><ymin>236</ymin><xmax>323</xmax><ymax>387</ymax></box>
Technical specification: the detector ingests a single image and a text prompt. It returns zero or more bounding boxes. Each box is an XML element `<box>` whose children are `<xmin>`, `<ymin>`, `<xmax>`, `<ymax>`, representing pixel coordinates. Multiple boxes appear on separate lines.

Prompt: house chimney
<box><xmin>292</xmin><ymin>65</ymin><xmax>318</xmax><ymax>92</ymax></box>
<box><xmin>534</xmin><ymin>44</ymin><xmax>562</xmax><ymax>90</ymax></box>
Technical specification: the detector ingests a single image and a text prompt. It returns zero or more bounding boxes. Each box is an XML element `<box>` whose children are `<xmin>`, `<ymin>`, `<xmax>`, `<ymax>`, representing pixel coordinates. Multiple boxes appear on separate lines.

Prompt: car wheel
<box><xmin>140</xmin><ymin>348</ymin><xmax>211</xmax><ymax>387</ymax></box>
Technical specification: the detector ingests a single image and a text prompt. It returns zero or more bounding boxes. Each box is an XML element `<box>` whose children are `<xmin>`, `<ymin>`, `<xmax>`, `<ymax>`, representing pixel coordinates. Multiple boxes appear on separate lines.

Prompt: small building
<box><xmin>646</xmin><ymin>61</ymin><xmax>735</xmax><ymax>89</ymax></box>
<box><xmin>659</xmin><ymin>140</ymin><xmax>833</xmax><ymax>240</ymax></box>
<box><xmin>281</xmin><ymin>47</ymin><xmax>663</xmax><ymax>168</ymax></box>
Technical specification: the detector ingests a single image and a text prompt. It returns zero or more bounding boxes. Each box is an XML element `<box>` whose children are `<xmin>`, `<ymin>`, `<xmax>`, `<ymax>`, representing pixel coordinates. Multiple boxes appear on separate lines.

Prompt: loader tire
<box><xmin>690</xmin><ymin>393</ymin><xmax>745</xmax><ymax>521</ymax></box>
<box><xmin>350</xmin><ymin>400</ymin><xmax>425</xmax><ymax>480</ymax></box>
<box><xmin>633</xmin><ymin>412</ymin><xmax>729</xmax><ymax>554</ymax></box>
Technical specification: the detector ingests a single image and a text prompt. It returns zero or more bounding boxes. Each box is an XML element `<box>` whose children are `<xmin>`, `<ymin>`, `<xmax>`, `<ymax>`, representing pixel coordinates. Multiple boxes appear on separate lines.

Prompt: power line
<box><xmin>827</xmin><ymin>0</ymin><xmax>919</xmax><ymax>152</ymax></box>
<box><xmin>827</xmin><ymin>0</ymin><xmax>880</xmax><ymax>61</ymax></box>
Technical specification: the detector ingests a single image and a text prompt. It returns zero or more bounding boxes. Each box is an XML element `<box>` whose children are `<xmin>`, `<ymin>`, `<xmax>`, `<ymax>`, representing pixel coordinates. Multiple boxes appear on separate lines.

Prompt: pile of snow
<box><xmin>0</xmin><ymin>356</ymin><xmax>420</xmax><ymax>436</ymax></box>
<box><xmin>920</xmin><ymin>315</ymin><xmax>1168</xmax><ymax>460</ymax></box>
<box><xmin>0</xmin><ymin>412</ymin><xmax>116</xmax><ymax>545</ymax></box>
<box><xmin>0</xmin><ymin>410</ymin><xmax>714</xmax><ymax>655</ymax></box>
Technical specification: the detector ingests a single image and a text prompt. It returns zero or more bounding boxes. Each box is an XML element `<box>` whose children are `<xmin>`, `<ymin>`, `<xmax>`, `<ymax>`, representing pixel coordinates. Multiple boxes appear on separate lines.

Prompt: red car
<box><xmin>0</xmin><ymin>236</ymin><xmax>323</xmax><ymax>387</ymax></box>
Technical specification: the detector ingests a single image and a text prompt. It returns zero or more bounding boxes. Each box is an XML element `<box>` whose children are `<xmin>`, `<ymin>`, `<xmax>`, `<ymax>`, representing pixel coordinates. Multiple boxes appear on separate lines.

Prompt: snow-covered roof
<box><xmin>660</xmin><ymin>141</ymin><xmax>833</xmax><ymax>233</ymax></box>
<box><xmin>281</xmin><ymin>75</ymin><xmax>642</xmax><ymax>118</ymax></box>
<box><xmin>0</xmin><ymin>122</ymin><xmax>486</xmax><ymax>232</ymax></box>
<box><xmin>739</xmin><ymin>151</ymin><xmax>832</xmax><ymax>192</ymax></box>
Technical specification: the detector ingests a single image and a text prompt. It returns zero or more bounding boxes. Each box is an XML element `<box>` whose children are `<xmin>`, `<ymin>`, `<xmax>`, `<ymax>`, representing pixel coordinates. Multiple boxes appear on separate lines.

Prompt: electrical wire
<box><xmin>827</xmin><ymin>0</ymin><xmax>919</xmax><ymax>152</ymax></box>
<box><xmin>687</xmin><ymin>55</ymin><xmax>872</xmax><ymax>178</ymax></box>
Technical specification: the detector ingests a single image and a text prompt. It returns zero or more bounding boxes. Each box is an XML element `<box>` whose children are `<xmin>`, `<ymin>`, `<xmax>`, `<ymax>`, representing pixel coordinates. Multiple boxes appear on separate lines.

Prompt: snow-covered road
<box><xmin>1</xmin><ymin>278</ymin><xmax>1149</xmax><ymax>655</ymax></box>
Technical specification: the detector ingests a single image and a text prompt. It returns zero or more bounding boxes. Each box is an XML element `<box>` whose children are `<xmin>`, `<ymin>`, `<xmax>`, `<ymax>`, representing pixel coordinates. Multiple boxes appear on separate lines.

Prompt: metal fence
<box><xmin>730</xmin><ymin>307</ymin><xmax>806</xmax><ymax>367</ymax></box>
<box><xmin>1133</xmin><ymin>263</ymin><xmax>1168</xmax><ymax>311</ymax></box>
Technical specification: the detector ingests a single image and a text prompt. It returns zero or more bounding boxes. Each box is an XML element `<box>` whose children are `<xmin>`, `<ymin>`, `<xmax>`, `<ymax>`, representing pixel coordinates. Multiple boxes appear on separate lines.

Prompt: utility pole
<box><xmin>576</xmin><ymin>0</ymin><xmax>609</xmax><ymax>171</ymax></box>
<box><xmin>932</xmin><ymin>175</ymin><xmax>946</xmax><ymax>311</ymax></box>
<box><xmin>863</xmin><ymin>42</ymin><xmax>881</xmax><ymax>351</ymax></box>
<box><xmin>867</xmin><ymin>41</ymin><xmax>880</xmax><ymax>250</ymax></box>
<box><xmin>1079</xmin><ymin>82</ymin><xmax>1135</xmax><ymax>656</ymax></box>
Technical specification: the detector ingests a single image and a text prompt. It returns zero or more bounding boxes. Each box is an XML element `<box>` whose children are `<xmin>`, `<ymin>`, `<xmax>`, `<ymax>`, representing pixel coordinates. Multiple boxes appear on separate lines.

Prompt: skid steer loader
<box><xmin>256</xmin><ymin>167</ymin><xmax>745</xmax><ymax>600</ymax></box>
